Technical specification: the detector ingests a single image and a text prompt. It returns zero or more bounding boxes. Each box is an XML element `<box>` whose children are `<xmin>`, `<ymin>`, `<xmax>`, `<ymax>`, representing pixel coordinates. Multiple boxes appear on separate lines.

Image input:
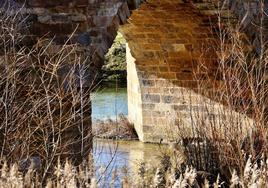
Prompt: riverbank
<box><xmin>92</xmin><ymin>114</ymin><xmax>138</xmax><ymax>140</ymax></box>
<box><xmin>91</xmin><ymin>85</ymin><xmax>138</xmax><ymax>140</ymax></box>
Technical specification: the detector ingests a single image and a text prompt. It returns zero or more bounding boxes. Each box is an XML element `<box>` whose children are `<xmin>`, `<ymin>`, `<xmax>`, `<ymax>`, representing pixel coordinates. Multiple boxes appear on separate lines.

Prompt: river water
<box><xmin>91</xmin><ymin>87</ymin><xmax>128</xmax><ymax>121</ymax></box>
<box><xmin>91</xmin><ymin>86</ymin><xmax>164</xmax><ymax>187</ymax></box>
<box><xmin>93</xmin><ymin>139</ymin><xmax>164</xmax><ymax>187</ymax></box>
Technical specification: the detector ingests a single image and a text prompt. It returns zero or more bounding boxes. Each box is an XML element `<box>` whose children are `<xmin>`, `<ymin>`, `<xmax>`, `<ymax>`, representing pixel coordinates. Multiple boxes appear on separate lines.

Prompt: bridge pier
<box><xmin>123</xmin><ymin>0</ymin><xmax>255</xmax><ymax>143</ymax></box>
<box><xmin>9</xmin><ymin>0</ymin><xmax>264</xmax><ymax>146</ymax></box>
<box><xmin>10</xmin><ymin>0</ymin><xmax>133</xmax><ymax>163</ymax></box>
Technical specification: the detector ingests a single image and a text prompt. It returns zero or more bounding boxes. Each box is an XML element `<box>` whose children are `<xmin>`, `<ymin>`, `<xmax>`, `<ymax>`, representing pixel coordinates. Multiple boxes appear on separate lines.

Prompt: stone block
<box><xmin>140</xmin><ymin>43</ymin><xmax>161</xmax><ymax>51</ymax></box>
<box><xmin>142</xmin><ymin>51</ymin><xmax>155</xmax><ymax>59</ymax></box>
<box><xmin>142</xmin><ymin>94</ymin><xmax>160</xmax><ymax>103</ymax></box>
<box><xmin>173</xmin><ymin>44</ymin><xmax>186</xmax><ymax>51</ymax></box>
<box><xmin>176</xmin><ymin>72</ymin><xmax>194</xmax><ymax>80</ymax></box>
<box><xmin>93</xmin><ymin>16</ymin><xmax>113</xmax><ymax>27</ymax></box>
<box><xmin>26</xmin><ymin>0</ymin><xmax>88</xmax><ymax>7</ymax></box>
<box><xmin>162</xmin><ymin>95</ymin><xmax>180</xmax><ymax>104</ymax></box>
<box><xmin>142</xmin><ymin>104</ymin><xmax>155</xmax><ymax>110</ymax></box>
<box><xmin>159</xmin><ymin>66</ymin><xmax>169</xmax><ymax>72</ymax></box>
<box><xmin>143</xmin><ymin>125</ymin><xmax>153</xmax><ymax>132</ymax></box>
<box><xmin>170</xmin><ymin>66</ymin><xmax>182</xmax><ymax>72</ymax></box>
<box><xmin>152</xmin><ymin>111</ymin><xmax>165</xmax><ymax>117</ymax></box>
<box><xmin>172</xmin><ymin>105</ymin><xmax>189</xmax><ymax>111</ymax></box>
<box><xmin>31</xmin><ymin>22</ymin><xmax>77</xmax><ymax>36</ymax></box>
<box><xmin>143</xmin><ymin>87</ymin><xmax>161</xmax><ymax>94</ymax></box>
<box><xmin>172</xmin><ymin>80</ymin><xmax>198</xmax><ymax>88</ymax></box>
<box><xmin>143</xmin><ymin>117</ymin><xmax>152</xmax><ymax>125</ymax></box>
<box><xmin>37</xmin><ymin>15</ymin><xmax>51</xmax><ymax>23</ymax></box>
<box><xmin>156</xmin><ymin>117</ymin><xmax>168</xmax><ymax>126</ymax></box>
<box><xmin>142</xmin><ymin>110</ymin><xmax>152</xmax><ymax>117</ymax></box>
<box><xmin>144</xmin><ymin>66</ymin><xmax>158</xmax><ymax>72</ymax></box>
<box><xmin>158</xmin><ymin>72</ymin><xmax>176</xmax><ymax>79</ymax></box>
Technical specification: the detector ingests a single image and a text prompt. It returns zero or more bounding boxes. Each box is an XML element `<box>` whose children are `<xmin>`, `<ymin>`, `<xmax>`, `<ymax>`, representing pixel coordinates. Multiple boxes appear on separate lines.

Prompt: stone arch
<box><xmin>8</xmin><ymin>0</ymin><xmax>141</xmax><ymax>162</ymax></box>
<box><xmin>120</xmin><ymin>0</ymin><xmax>256</xmax><ymax>142</ymax></box>
<box><xmin>16</xmin><ymin>0</ymin><xmax>134</xmax><ymax>76</ymax></box>
<box><xmin>10</xmin><ymin>0</ymin><xmax>267</xmax><ymax>145</ymax></box>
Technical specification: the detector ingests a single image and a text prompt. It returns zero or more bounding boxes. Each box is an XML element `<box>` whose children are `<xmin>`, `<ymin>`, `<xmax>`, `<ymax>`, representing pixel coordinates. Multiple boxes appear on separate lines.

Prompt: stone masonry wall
<box><xmin>4</xmin><ymin>0</ymin><xmax>133</xmax><ymax>162</ymax></box>
<box><xmin>127</xmin><ymin>44</ymin><xmax>144</xmax><ymax>139</ymax></box>
<box><xmin>121</xmin><ymin>0</ymin><xmax>254</xmax><ymax>143</ymax></box>
<box><xmin>5</xmin><ymin>0</ymin><xmax>264</xmax><ymax>144</ymax></box>
<box><xmin>189</xmin><ymin>0</ymin><xmax>268</xmax><ymax>54</ymax></box>
<box><xmin>14</xmin><ymin>0</ymin><xmax>131</xmax><ymax>83</ymax></box>
<box><xmin>228</xmin><ymin>0</ymin><xmax>268</xmax><ymax>54</ymax></box>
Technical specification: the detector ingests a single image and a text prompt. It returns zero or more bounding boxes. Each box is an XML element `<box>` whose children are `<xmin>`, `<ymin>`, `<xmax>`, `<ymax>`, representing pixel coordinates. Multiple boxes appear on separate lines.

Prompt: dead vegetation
<box><xmin>167</xmin><ymin>1</ymin><xmax>268</xmax><ymax>185</ymax></box>
<box><xmin>0</xmin><ymin>0</ymin><xmax>267</xmax><ymax>187</ymax></box>
<box><xmin>93</xmin><ymin>114</ymin><xmax>138</xmax><ymax>140</ymax></box>
<box><xmin>0</xmin><ymin>1</ymin><xmax>93</xmax><ymax>184</ymax></box>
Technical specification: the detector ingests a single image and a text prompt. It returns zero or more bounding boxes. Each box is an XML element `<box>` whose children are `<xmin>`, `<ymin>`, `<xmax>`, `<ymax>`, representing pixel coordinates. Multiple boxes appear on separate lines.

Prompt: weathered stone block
<box><xmin>142</xmin><ymin>94</ymin><xmax>161</xmax><ymax>103</ymax></box>
<box><xmin>162</xmin><ymin>96</ymin><xmax>180</xmax><ymax>104</ymax></box>
<box><xmin>143</xmin><ymin>125</ymin><xmax>154</xmax><ymax>132</ymax></box>
<box><xmin>26</xmin><ymin>0</ymin><xmax>88</xmax><ymax>7</ymax></box>
<box><xmin>143</xmin><ymin>117</ymin><xmax>152</xmax><ymax>125</ymax></box>
<box><xmin>159</xmin><ymin>66</ymin><xmax>169</xmax><ymax>72</ymax></box>
<box><xmin>31</xmin><ymin>22</ymin><xmax>77</xmax><ymax>36</ymax></box>
<box><xmin>173</xmin><ymin>105</ymin><xmax>189</xmax><ymax>111</ymax></box>
<box><xmin>152</xmin><ymin>111</ymin><xmax>165</xmax><ymax>117</ymax></box>
<box><xmin>158</xmin><ymin>72</ymin><xmax>176</xmax><ymax>79</ymax></box>
<box><xmin>143</xmin><ymin>110</ymin><xmax>152</xmax><ymax>117</ymax></box>
<box><xmin>143</xmin><ymin>87</ymin><xmax>161</xmax><ymax>94</ymax></box>
<box><xmin>142</xmin><ymin>104</ymin><xmax>155</xmax><ymax>110</ymax></box>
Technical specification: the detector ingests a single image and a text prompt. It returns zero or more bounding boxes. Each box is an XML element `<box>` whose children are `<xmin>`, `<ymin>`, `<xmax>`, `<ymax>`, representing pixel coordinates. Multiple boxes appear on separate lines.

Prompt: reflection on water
<box><xmin>91</xmin><ymin>87</ymin><xmax>128</xmax><ymax>121</ymax></box>
<box><xmin>91</xmin><ymin>85</ymin><xmax>165</xmax><ymax>187</ymax></box>
<box><xmin>93</xmin><ymin>139</ymin><xmax>166</xmax><ymax>187</ymax></box>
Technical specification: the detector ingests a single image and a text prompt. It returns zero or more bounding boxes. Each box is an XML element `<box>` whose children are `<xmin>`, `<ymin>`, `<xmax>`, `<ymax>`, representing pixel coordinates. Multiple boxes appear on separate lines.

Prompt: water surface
<box><xmin>93</xmin><ymin>139</ymin><xmax>166</xmax><ymax>187</ymax></box>
<box><xmin>91</xmin><ymin>85</ymin><xmax>165</xmax><ymax>187</ymax></box>
<box><xmin>91</xmin><ymin>87</ymin><xmax>128</xmax><ymax>121</ymax></box>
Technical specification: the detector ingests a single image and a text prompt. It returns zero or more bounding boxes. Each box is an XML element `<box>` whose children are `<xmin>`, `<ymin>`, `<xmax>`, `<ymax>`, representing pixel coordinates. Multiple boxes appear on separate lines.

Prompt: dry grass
<box><xmin>0</xmin><ymin>0</ymin><xmax>267</xmax><ymax>187</ymax></box>
<box><xmin>0</xmin><ymin>150</ymin><xmax>267</xmax><ymax>187</ymax></box>
<box><xmin>92</xmin><ymin>114</ymin><xmax>138</xmax><ymax>140</ymax></box>
<box><xmin>0</xmin><ymin>156</ymin><xmax>95</xmax><ymax>188</ymax></box>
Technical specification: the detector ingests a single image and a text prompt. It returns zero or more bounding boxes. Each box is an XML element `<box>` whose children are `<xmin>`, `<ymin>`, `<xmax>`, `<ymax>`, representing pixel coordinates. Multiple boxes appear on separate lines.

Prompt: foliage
<box><xmin>102</xmin><ymin>32</ymin><xmax>127</xmax><ymax>82</ymax></box>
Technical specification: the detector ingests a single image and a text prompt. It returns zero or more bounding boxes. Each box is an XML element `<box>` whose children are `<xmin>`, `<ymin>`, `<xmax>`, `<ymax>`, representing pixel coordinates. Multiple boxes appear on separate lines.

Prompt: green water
<box><xmin>91</xmin><ymin>87</ymin><xmax>128</xmax><ymax>121</ymax></box>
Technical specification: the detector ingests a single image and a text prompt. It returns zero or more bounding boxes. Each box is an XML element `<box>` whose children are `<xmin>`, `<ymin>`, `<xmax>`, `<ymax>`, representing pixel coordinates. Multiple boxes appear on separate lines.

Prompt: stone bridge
<box><xmin>13</xmin><ymin>0</ymin><xmax>268</xmax><ymax>142</ymax></box>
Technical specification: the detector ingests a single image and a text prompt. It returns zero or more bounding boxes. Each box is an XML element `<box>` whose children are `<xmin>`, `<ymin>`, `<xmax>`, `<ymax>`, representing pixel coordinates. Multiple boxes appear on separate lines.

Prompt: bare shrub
<box><xmin>172</xmin><ymin>1</ymin><xmax>268</xmax><ymax>183</ymax></box>
<box><xmin>0</xmin><ymin>1</ymin><xmax>93</xmax><ymax>183</ymax></box>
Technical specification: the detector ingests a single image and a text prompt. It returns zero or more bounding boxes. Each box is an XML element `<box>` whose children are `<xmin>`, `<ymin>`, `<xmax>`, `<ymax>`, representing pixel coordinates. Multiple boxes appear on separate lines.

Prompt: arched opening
<box><xmin>91</xmin><ymin>32</ymin><xmax>138</xmax><ymax>140</ymax></box>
